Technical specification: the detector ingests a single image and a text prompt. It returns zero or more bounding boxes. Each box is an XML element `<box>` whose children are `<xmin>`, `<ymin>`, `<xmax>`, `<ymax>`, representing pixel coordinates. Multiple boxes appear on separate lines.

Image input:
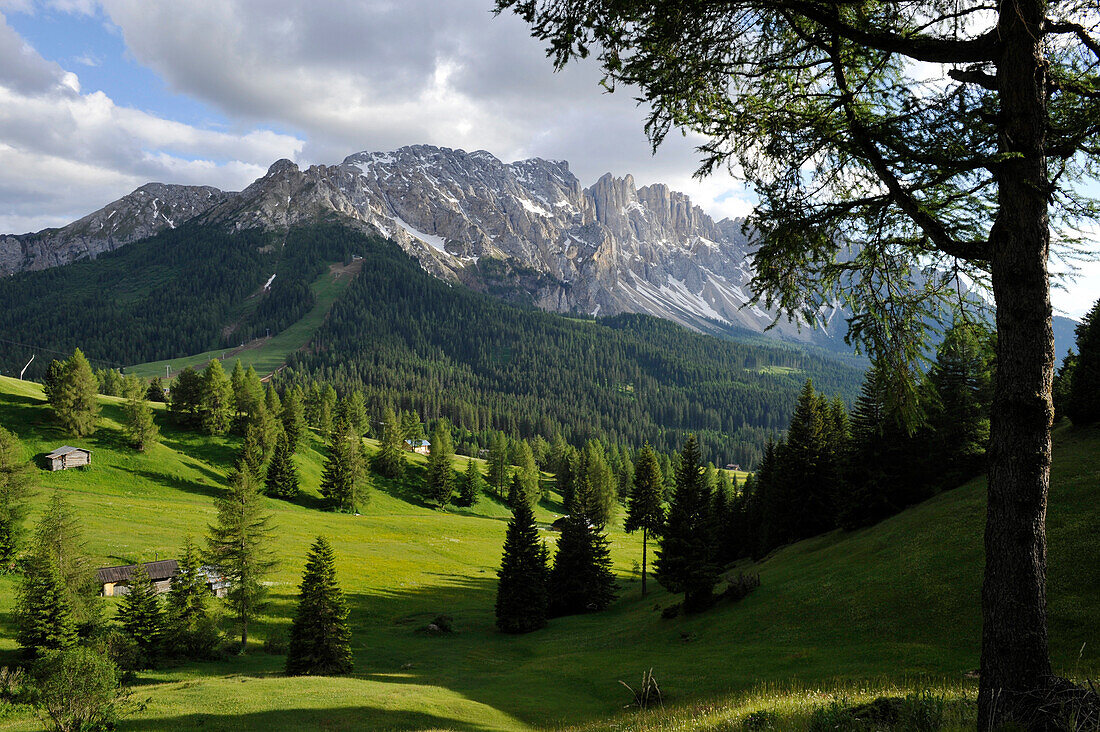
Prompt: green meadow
<box><xmin>0</xmin><ymin>375</ymin><xmax>1095</xmax><ymax>731</ymax></box>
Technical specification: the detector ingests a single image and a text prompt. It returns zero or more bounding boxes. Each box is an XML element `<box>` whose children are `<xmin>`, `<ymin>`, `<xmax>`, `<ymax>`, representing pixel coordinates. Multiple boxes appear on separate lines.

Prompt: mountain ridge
<box><xmin>0</xmin><ymin>145</ymin><xmax>831</xmax><ymax>345</ymax></box>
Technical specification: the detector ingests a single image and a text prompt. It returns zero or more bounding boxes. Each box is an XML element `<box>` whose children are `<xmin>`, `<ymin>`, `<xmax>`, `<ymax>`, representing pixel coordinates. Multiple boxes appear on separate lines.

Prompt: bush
<box><xmin>808</xmin><ymin>698</ymin><xmax>862</xmax><ymax>732</ymax></box>
<box><xmin>33</xmin><ymin>647</ymin><xmax>130</xmax><ymax>732</ymax></box>
<box><xmin>723</xmin><ymin>573</ymin><xmax>761</xmax><ymax>603</ymax></box>
<box><xmin>740</xmin><ymin>710</ymin><xmax>779</xmax><ymax>731</ymax></box>
<box><xmin>0</xmin><ymin>666</ymin><xmax>31</xmax><ymax>719</ymax></box>
<box><xmin>661</xmin><ymin>603</ymin><xmax>681</xmax><ymax>619</ymax></box>
<box><xmin>102</xmin><ymin>630</ymin><xmax>143</xmax><ymax>676</ymax></box>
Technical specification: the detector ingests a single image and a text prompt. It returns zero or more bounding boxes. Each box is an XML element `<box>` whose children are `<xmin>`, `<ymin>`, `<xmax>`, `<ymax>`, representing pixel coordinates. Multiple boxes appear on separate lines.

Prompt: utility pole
<box><xmin>19</xmin><ymin>354</ymin><xmax>34</xmax><ymax>380</ymax></box>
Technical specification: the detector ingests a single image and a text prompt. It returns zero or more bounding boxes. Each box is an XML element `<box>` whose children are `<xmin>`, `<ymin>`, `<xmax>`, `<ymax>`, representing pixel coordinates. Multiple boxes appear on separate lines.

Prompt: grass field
<box><xmin>0</xmin><ymin>375</ymin><xmax>1096</xmax><ymax>731</ymax></box>
<box><xmin>127</xmin><ymin>261</ymin><xmax>362</xmax><ymax>380</ymax></box>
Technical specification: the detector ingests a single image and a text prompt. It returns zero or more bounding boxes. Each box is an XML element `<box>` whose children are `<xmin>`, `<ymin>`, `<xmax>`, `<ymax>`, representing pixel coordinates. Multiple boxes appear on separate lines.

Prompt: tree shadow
<box><xmin>117</xmin><ymin>706</ymin><xmax>500</xmax><ymax>732</ymax></box>
<box><xmin>134</xmin><ymin>469</ymin><xmax>223</xmax><ymax>501</ymax></box>
<box><xmin>368</xmin><ymin>463</ymin><xmax>434</xmax><ymax>509</ymax></box>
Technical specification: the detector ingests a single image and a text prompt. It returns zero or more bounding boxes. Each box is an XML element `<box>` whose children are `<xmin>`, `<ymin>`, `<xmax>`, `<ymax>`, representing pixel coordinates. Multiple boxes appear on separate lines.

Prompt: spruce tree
<box><xmin>205</xmin><ymin>469</ymin><xmax>276</xmax><ymax>649</ymax></box>
<box><xmin>425</xmin><ymin>420</ymin><xmax>456</xmax><ymax>508</ymax></box>
<box><xmin>53</xmin><ymin>349</ymin><xmax>99</xmax><ymax>437</ymax></box>
<box><xmin>655</xmin><ymin>435</ymin><xmax>717</xmax><ymax>613</ymax></box>
<box><xmin>0</xmin><ymin>426</ymin><xmax>34</xmax><ymax>564</ymax></box>
<box><xmin>1052</xmin><ymin>351</ymin><xmax>1076</xmax><ymax>424</ymax></box>
<box><xmin>32</xmin><ymin>491</ymin><xmax>100</xmax><ymax>632</ymax></box>
<box><xmin>118</xmin><ymin>562</ymin><xmax>163</xmax><ymax>666</ymax></box>
<box><xmin>16</xmin><ymin>551</ymin><xmax>76</xmax><ymax>660</ymax></box>
<box><xmin>123</xmin><ymin>375</ymin><xmax>159</xmax><ymax>452</ymax></box>
<box><xmin>400</xmin><ymin>410</ymin><xmax>424</xmax><ymax>442</ymax></box>
<box><xmin>281</xmin><ymin>386</ymin><xmax>306</xmax><ymax>450</ymax></box>
<box><xmin>164</xmin><ymin>537</ymin><xmax>213</xmax><ymax>659</ymax></box>
<box><xmin>169</xmin><ymin>367</ymin><xmax>204</xmax><ymax>429</ymax></box>
<box><xmin>548</xmin><ymin>478</ymin><xmax>617</xmax><ymax>616</ymax></box>
<box><xmin>264</xmin><ymin>382</ymin><xmax>282</xmax><ymax>418</ymax></box>
<box><xmin>285</xmin><ymin>536</ymin><xmax>353</xmax><ymax>676</ymax></box>
<box><xmin>42</xmin><ymin>359</ymin><xmax>65</xmax><ymax>405</ymax></box>
<box><xmin>516</xmin><ymin>440</ymin><xmax>540</xmax><ymax>506</ymax></box>
<box><xmin>319</xmin><ymin>385</ymin><xmax>337</xmax><ymax>435</ymax></box>
<box><xmin>486</xmin><ymin>432</ymin><xmax>510</xmax><ymax>498</ymax></box>
<box><xmin>265</xmin><ymin>430</ymin><xmax>300</xmax><ymax>500</ymax></box>
<box><xmin>624</xmin><ymin>445</ymin><xmax>664</xmax><ymax>597</ymax></box>
<box><xmin>236</xmin><ymin>421</ymin><xmax>266</xmax><ymax>481</ymax></box>
<box><xmin>456</xmin><ymin>458</ymin><xmax>484</xmax><ymax>507</ymax></box>
<box><xmin>342</xmin><ymin>390</ymin><xmax>368</xmax><ymax>436</ymax></box>
<box><xmin>927</xmin><ymin>322</ymin><xmax>995</xmax><ymax>487</ymax></box>
<box><xmin>372</xmin><ymin>406</ymin><xmax>405</xmax><ymax>479</ymax></box>
<box><xmin>146</xmin><ymin>376</ymin><xmax>167</xmax><ymax>402</ymax></box>
<box><xmin>199</xmin><ymin>359</ymin><xmax>234</xmax><ymax>436</ymax></box>
<box><xmin>1067</xmin><ymin>298</ymin><xmax>1100</xmax><ymax>426</ymax></box>
<box><xmin>494</xmin><ymin>499</ymin><xmax>548</xmax><ymax>634</ymax></box>
<box><xmin>506</xmin><ymin>471</ymin><xmax>524</xmax><ymax>508</ymax></box>
<box><xmin>320</xmin><ymin>420</ymin><xmax>365</xmax><ymax>512</ymax></box>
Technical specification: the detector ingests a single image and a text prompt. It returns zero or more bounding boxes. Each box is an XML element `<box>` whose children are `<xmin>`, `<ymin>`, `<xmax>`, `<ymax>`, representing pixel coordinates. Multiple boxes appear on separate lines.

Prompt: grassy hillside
<box><xmin>0</xmin><ymin>376</ymin><xmax>1095</xmax><ymax>731</ymax></box>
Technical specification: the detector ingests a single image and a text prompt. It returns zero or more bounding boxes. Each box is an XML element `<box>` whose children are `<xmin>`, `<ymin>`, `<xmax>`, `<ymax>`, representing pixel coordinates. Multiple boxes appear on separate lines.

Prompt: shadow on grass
<box><xmin>135</xmin><ymin>469</ymin><xmax>224</xmax><ymax>501</ymax></box>
<box><xmin>368</xmin><ymin>463</ymin><xmax>436</xmax><ymax>509</ymax></box>
<box><xmin>117</xmin><ymin>706</ymin><xmax>499</xmax><ymax>732</ymax></box>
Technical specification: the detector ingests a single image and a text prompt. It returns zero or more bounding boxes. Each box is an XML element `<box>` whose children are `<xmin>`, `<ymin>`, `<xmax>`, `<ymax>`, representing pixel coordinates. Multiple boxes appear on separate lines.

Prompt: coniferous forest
<box><xmin>0</xmin><ymin>222</ymin><xmax>864</xmax><ymax>466</ymax></box>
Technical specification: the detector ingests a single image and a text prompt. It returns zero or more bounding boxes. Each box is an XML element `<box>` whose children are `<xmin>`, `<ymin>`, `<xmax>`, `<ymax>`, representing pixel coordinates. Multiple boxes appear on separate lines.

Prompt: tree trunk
<box><xmin>979</xmin><ymin>0</ymin><xmax>1056</xmax><ymax>727</ymax></box>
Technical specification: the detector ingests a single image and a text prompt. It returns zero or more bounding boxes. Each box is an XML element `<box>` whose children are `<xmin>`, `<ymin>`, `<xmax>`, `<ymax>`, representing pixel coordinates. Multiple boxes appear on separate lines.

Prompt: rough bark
<box><xmin>979</xmin><ymin>0</ymin><xmax>1057</xmax><ymax>727</ymax></box>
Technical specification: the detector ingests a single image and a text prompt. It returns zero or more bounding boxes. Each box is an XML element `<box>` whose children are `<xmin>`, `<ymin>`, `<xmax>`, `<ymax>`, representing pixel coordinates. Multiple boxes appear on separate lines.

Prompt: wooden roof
<box><xmin>96</xmin><ymin>559</ymin><xmax>178</xmax><ymax>585</ymax></box>
<box><xmin>45</xmin><ymin>445</ymin><xmax>91</xmax><ymax>459</ymax></box>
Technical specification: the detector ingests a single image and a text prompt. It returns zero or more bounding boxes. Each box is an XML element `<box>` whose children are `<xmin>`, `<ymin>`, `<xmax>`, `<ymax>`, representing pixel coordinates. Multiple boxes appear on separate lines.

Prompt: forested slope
<box><xmin>0</xmin><ymin>221</ymin><xmax>862</xmax><ymax>464</ymax></box>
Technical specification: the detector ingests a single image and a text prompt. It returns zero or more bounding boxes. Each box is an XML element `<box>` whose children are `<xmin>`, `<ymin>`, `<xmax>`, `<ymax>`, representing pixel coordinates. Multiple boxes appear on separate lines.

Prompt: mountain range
<box><xmin>0</xmin><ymin>145</ymin><xmax>841</xmax><ymax>345</ymax></box>
<box><xmin>0</xmin><ymin>144</ymin><xmax>1078</xmax><ymax>357</ymax></box>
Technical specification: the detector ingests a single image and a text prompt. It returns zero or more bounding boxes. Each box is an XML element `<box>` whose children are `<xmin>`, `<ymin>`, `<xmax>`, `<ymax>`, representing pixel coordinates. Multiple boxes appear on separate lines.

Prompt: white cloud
<box><xmin>0</xmin><ymin>11</ymin><xmax>304</xmax><ymax>233</ymax></box>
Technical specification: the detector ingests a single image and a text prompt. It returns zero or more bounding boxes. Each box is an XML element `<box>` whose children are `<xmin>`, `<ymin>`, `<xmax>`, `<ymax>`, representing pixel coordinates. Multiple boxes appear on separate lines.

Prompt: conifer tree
<box><xmin>495</xmin><ymin>499</ymin><xmax>548</xmax><ymax>634</ymax></box>
<box><xmin>456</xmin><ymin>458</ymin><xmax>484</xmax><ymax>507</ymax></box>
<box><xmin>146</xmin><ymin>376</ymin><xmax>167</xmax><ymax>402</ymax></box>
<box><xmin>118</xmin><ymin>562</ymin><xmax>163</xmax><ymax>666</ymax></box>
<box><xmin>400</xmin><ymin>410</ymin><xmax>424</xmax><ymax>442</ymax></box>
<box><xmin>341</xmin><ymin>390</ymin><xmax>368</xmax><ymax>436</ymax></box>
<box><xmin>425</xmin><ymin>420</ymin><xmax>456</xmax><ymax>508</ymax></box>
<box><xmin>0</xmin><ymin>426</ymin><xmax>35</xmax><ymax>564</ymax></box>
<box><xmin>1052</xmin><ymin>351</ymin><xmax>1076</xmax><ymax>424</ymax></box>
<box><xmin>486</xmin><ymin>432</ymin><xmax>510</xmax><ymax>498</ymax></box>
<box><xmin>236</xmin><ymin>421</ymin><xmax>266</xmax><ymax>481</ymax></box>
<box><xmin>281</xmin><ymin>386</ymin><xmax>306</xmax><ymax>450</ymax></box>
<box><xmin>199</xmin><ymin>359</ymin><xmax>234</xmax><ymax>436</ymax></box>
<box><xmin>53</xmin><ymin>349</ymin><xmax>99</xmax><ymax>437</ymax></box>
<box><xmin>205</xmin><ymin>469</ymin><xmax>275</xmax><ymax>649</ymax></box>
<box><xmin>372</xmin><ymin>406</ymin><xmax>406</xmax><ymax>479</ymax></box>
<box><xmin>169</xmin><ymin>367</ymin><xmax>203</xmax><ymax>428</ymax></box>
<box><xmin>1067</xmin><ymin>298</ymin><xmax>1100</xmax><ymax>426</ymax></box>
<box><xmin>624</xmin><ymin>445</ymin><xmax>664</xmax><ymax>597</ymax></box>
<box><xmin>265</xmin><ymin>430</ymin><xmax>300</xmax><ymax>500</ymax></box>
<box><xmin>230</xmin><ymin>359</ymin><xmax>248</xmax><ymax>425</ymax></box>
<box><xmin>264</xmin><ymin>381</ymin><xmax>281</xmax><ymax>415</ymax></box>
<box><xmin>285</xmin><ymin>536</ymin><xmax>353</xmax><ymax>676</ymax></box>
<box><xmin>319</xmin><ymin>385</ymin><xmax>337</xmax><ymax>435</ymax></box>
<box><xmin>123</xmin><ymin>375</ymin><xmax>159</xmax><ymax>452</ymax></box>
<box><xmin>517</xmin><ymin>440</ymin><xmax>540</xmax><ymax>505</ymax></box>
<box><xmin>506</xmin><ymin>470</ymin><xmax>524</xmax><ymax>508</ymax></box>
<box><xmin>927</xmin><ymin>322</ymin><xmax>995</xmax><ymax>486</ymax></box>
<box><xmin>32</xmin><ymin>491</ymin><xmax>100</xmax><ymax>632</ymax></box>
<box><xmin>304</xmin><ymin>382</ymin><xmax>322</xmax><ymax>428</ymax></box>
<box><xmin>164</xmin><ymin>537</ymin><xmax>214</xmax><ymax>659</ymax></box>
<box><xmin>42</xmin><ymin>359</ymin><xmax>65</xmax><ymax>404</ymax></box>
<box><xmin>579</xmin><ymin>440</ymin><xmax>615</xmax><ymax>525</ymax></box>
<box><xmin>16</xmin><ymin>550</ymin><xmax>76</xmax><ymax>660</ymax></box>
<box><xmin>548</xmin><ymin>477</ymin><xmax>616</xmax><ymax>616</ymax></box>
<box><xmin>320</xmin><ymin>420</ymin><xmax>365</xmax><ymax>512</ymax></box>
<box><xmin>655</xmin><ymin>435</ymin><xmax>717</xmax><ymax>613</ymax></box>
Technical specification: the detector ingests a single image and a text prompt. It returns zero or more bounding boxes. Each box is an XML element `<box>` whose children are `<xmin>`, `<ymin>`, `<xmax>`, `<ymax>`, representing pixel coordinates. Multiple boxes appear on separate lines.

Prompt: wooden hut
<box><xmin>96</xmin><ymin>560</ymin><xmax>178</xmax><ymax>597</ymax></box>
<box><xmin>44</xmin><ymin>446</ymin><xmax>91</xmax><ymax>471</ymax></box>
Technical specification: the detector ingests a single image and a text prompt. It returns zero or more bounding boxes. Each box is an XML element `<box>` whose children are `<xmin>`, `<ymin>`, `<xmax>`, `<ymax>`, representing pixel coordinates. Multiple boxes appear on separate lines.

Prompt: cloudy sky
<box><xmin>0</xmin><ymin>0</ymin><xmax>1096</xmax><ymax>317</ymax></box>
